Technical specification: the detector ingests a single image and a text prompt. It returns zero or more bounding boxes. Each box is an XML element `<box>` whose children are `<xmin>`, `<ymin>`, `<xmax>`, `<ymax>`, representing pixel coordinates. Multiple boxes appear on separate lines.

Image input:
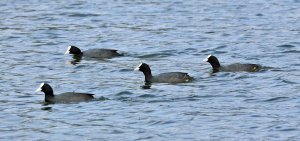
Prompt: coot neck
<box><xmin>141</xmin><ymin>68</ymin><xmax>153</xmax><ymax>83</ymax></box>
<box><xmin>208</xmin><ymin>56</ymin><xmax>221</xmax><ymax>72</ymax></box>
<box><xmin>45</xmin><ymin>95</ymin><xmax>55</xmax><ymax>103</ymax></box>
<box><xmin>74</xmin><ymin>52</ymin><xmax>83</xmax><ymax>58</ymax></box>
<box><xmin>70</xmin><ymin>46</ymin><xmax>83</xmax><ymax>56</ymax></box>
<box><xmin>43</xmin><ymin>86</ymin><xmax>55</xmax><ymax>102</ymax></box>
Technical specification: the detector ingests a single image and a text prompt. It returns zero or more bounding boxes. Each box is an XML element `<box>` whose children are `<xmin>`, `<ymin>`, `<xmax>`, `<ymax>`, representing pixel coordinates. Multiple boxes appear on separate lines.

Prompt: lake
<box><xmin>0</xmin><ymin>0</ymin><xmax>300</xmax><ymax>140</ymax></box>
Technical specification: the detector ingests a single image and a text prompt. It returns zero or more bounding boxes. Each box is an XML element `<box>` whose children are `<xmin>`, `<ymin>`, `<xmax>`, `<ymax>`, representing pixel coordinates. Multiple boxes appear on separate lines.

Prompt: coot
<box><xmin>203</xmin><ymin>55</ymin><xmax>261</xmax><ymax>72</ymax></box>
<box><xmin>65</xmin><ymin>45</ymin><xmax>122</xmax><ymax>59</ymax></box>
<box><xmin>134</xmin><ymin>63</ymin><xmax>192</xmax><ymax>83</ymax></box>
<box><xmin>36</xmin><ymin>83</ymin><xmax>95</xmax><ymax>103</ymax></box>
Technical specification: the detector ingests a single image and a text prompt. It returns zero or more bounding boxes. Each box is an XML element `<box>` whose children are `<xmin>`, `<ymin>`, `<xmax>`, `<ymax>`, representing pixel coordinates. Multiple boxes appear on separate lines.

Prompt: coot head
<box><xmin>64</xmin><ymin>46</ymin><xmax>82</xmax><ymax>55</ymax></box>
<box><xmin>203</xmin><ymin>55</ymin><xmax>221</xmax><ymax>71</ymax></box>
<box><xmin>134</xmin><ymin>63</ymin><xmax>151</xmax><ymax>72</ymax></box>
<box><xmin>36</xmin><ymin>83</ymin><xmax>54</xmax><ymax>96</ymax></box>
<box><xmin>134</xmin><ymin>63</ymin><xmax>153</xmax><ymax>83</ymax></box>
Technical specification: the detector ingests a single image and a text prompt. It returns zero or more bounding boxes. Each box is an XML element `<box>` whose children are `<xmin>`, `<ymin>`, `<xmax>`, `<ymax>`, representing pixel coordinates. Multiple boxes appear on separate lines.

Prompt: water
<box><xmin>0</xmin><ymin>0</ymin><xmax>300</xmax><ymax>140</ymax></box>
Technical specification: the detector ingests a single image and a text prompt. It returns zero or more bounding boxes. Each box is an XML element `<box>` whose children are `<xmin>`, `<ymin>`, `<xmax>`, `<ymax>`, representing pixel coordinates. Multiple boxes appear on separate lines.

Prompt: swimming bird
<box><xmin>134</xmin><ymin>63</ymin><xmax>192</xmax><ymax>83</ymax></box>
<box><xmin>64</xmin><ymin>45</ymin><xmax>122</xmax><ymax>59</ymax></box>
<box><xmin>203</xmin><ymin>55</ymin><xmax>261</xmax><ymax>72</ymax></box>
<box><xmin>36</xmin><ymin>83</ymin><xmax>95</xmax><ymax>103</ymax></box>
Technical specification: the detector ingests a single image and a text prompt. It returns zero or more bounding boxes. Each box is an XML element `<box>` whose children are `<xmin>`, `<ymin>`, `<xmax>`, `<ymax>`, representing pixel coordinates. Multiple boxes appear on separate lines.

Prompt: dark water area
<box><xmin>0</xmin><ymin>0</ymin><xmax>300</xmax><ymax>140</ymax></box>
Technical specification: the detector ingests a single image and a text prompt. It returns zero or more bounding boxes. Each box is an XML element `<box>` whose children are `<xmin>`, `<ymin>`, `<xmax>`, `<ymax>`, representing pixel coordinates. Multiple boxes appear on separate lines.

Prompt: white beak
<box><xmin>64</xmin><ymin>46</ymin><xmax>71</xmax><ymax>55</ymax></box>
<box><xmin>134</xmin><ymin>63</ymin><xmax>142</xmax><ymax>71</ymax></box>
<box><xmin>35</xmin><ymin>87</ymin><xmax>42</xmax><ymax>92</ymax></box>
<box><xmin>64</xmin><ymin>50</ymin><xmax>70</xmax><ymax>55</ymax></box>
<box><xmin>35</xmin><ymin>83</ymin><xmax>44</xmax><ymax>92</ymax></box>
<box><xmin>203</xmin><ymin>54</ymin><xmax>212</xmax><ymax>62</ymax></box>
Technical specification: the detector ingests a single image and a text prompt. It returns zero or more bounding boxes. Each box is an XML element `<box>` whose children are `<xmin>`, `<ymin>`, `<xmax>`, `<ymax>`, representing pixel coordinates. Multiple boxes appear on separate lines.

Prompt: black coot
<box><xmin>203</xmin><ymin>55</ymin><xmax>261</xmax><ymax>72</ymax></box>
<box><xmin>36</xmin><ymin>83</ymin><xmax>95</xmax><ymax>103</ymax></box>
<box><xmin>65</xmin><ymin>45</ymin><xmax>122</xmax><ymax>59</ymax></box>
<box><xmin>134</xmin><ymin>63</ymin><xmax>192</xmax><ymax>83</ymax></box>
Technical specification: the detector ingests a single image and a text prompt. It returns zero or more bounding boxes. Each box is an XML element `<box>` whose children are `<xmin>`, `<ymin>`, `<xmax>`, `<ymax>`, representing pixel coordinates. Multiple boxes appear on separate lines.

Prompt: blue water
<box><xmin>0</xmin><ymin>0</ymin><xmax>300</xmax><ymax>140</ymax></box>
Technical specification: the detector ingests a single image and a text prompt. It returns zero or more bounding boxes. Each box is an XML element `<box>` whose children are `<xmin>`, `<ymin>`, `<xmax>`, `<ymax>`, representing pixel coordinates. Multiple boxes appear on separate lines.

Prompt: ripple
<box><xmin>137</xmin><ymin>51</ymin><xmax>176</xmax><ymax>59</ymax></box>
<box><xmin>138</xmin><ymin>94</ymin><xmax>156</xmax><ymax>98</ymax></box>
<box><xmin>277</xmin><ymin>128</ymin><xmax>298</xmax><ymax>131</ymax></box>
<box><xmin>63</xmin><ymin>13</ymin><xmax>100</xmax><ymax>17</ymax></box>
<box><xmin>256</xmin><ymin>13</ymin><xmax>264</xmax><ymax>16</ymax></box>
<box><xmin>41</xmin><ymin>107</ymin><xmax>52</xmax><ymax>111</ymax></box>
<box><xmin>277</xmin><ymin>44</ymin><xmax>295</xmax><ymax>48</ymax></box>
<box><xmin>262</xmin><ymin>97</ymin><xmax>290</xmax><ymax>102</ymax></box>
<box><xmin>115</xmin><ymin>91</ymin><xmax>134</xmax><ymax>96</ymax></box>
<box><xmin>282</xmin><ymin>50</ymin><xmax>300</xmax><ymax>54</ymax></box>
<box><xmin>95</xmin><ymin>96</ymin><xmax>110</xmax><ymax>101</ymax></box>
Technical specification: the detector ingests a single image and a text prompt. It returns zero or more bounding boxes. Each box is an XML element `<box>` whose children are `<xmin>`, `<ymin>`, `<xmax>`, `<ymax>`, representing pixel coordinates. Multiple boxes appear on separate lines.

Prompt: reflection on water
<box><xmin>141</xmin><ymin>82</ymin><xmax>152</xmax><ymax>89</ymax></box>
<box><xmin>69</xmin><ymin>55</ymin><xmax>83</xmax><ymax>65</ymax></box>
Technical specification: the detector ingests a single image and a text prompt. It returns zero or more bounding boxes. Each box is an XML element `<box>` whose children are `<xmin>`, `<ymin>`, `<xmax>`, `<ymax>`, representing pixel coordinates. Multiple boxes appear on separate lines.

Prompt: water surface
<box><xmin>0</xmin><ymin>0</ymin><xmax>300</xmax><ymax>140</ymax></box>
